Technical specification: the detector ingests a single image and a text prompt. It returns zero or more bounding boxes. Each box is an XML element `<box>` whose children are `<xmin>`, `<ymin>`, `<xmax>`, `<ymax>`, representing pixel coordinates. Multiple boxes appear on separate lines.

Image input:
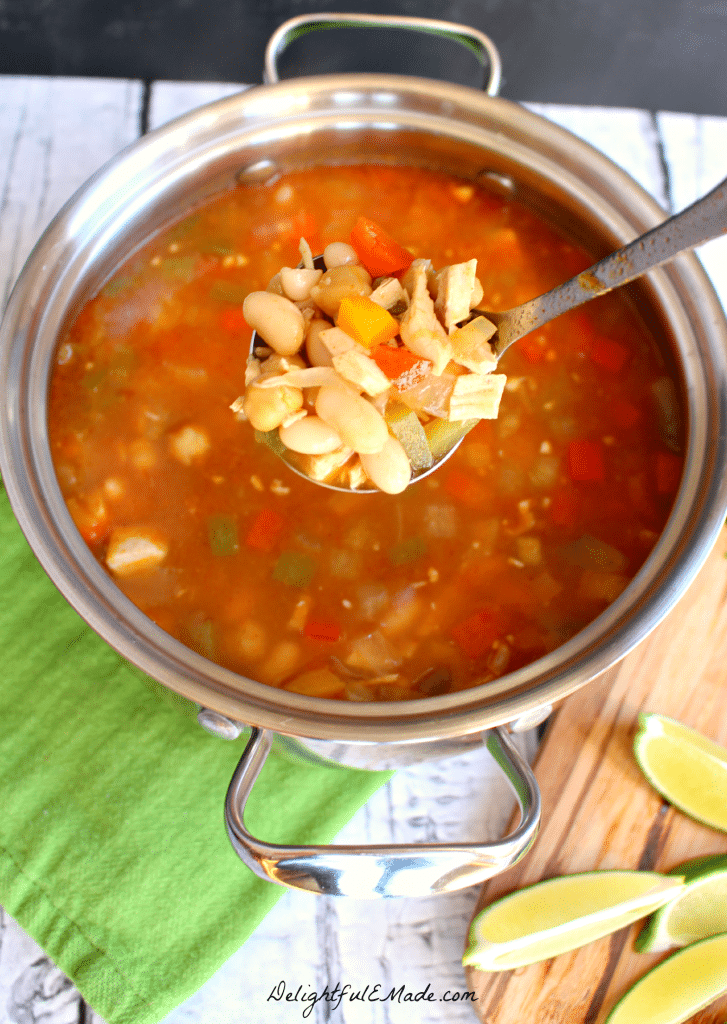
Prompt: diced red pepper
<box><xmin>655</xmin><ymin>451</ymin><xmax>683</xmax><ymax>494</ymax></box>
<box><xmin>304</xmin><ymin>618</ymin><xmax>341</xmax><ymax>643</ymax></box>
<box><xmin>444</xmin><ymin>469</ymin><xmax>488</xmax><ymax>508</ymax></box>
<box><xmin>245</xmin><ymin>507</ymin><xmax>285</xmax><ymax>552</ymax></box>
<box><xmin>370</xmin><ymin>344</ymin><xmax>426</xmax><ymax>380</ymax></box>
<box><xmin>568</xmin><ymin>440</ymin><xmax>605</xmax><ymax>482</ymax></box>
<box><xmin>349</xmin><ymin>217</ymin><xmax>414</xmax><ymax>278</ymax></box>
<box><xmin>588</xmin><ymin>338</ymin><xmax>629</xmax><ymax>374</ymax></box>
<box><xmin>451</xmin><ymin>606</ymin><xmax>504</xmax><ymax>659</ymax></box>
<box><xmin>612</xmin><ymin>399</ymin><xmax>642</xmax><ymax>430</ymax></box>
<box><xmin>550</xmin><ymin>487</ymin><xmax>581</xmax><ymax>529</ymax></box>
<box><xmin>218</xmin><ymin>307</ymin><xmax>248</xmax><ymax>333</ymax></box>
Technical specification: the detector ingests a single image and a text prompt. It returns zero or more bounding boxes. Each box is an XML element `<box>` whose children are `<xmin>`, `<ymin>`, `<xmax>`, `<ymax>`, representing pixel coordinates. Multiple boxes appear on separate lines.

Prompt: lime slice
<box><xmin>634</xmin><ymin>713</ymin><xmax>727</xmax><ymax>832</ymax></box>
<box><xmin>606</xmin><ymin>932</ymin><xmax>727</xmax><ymax>1024</ymax></box>
<box><xmin>463</xmin><ymin>871</ymin><xmax>684</xmax><ymax>971</ymax></box>
<box><xmin>635</xmin><ymin>853</ymin><xmax>727</xmax><ymax>953</ymax></box>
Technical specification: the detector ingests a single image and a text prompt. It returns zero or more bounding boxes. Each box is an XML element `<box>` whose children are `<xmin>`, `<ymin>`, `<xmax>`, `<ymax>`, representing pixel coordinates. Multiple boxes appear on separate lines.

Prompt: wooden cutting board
<box><xmin>466</xmin><ymin>526</ymin><xmax>727</xmax><ymax>1024</ymax></box>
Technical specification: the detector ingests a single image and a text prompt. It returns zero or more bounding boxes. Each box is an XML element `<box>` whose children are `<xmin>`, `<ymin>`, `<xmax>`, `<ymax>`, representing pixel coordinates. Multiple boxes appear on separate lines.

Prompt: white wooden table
<box><xmin>1</xmin><ymin>77</ymin><xmax>726</xmax><ymax>1024</ymax></box>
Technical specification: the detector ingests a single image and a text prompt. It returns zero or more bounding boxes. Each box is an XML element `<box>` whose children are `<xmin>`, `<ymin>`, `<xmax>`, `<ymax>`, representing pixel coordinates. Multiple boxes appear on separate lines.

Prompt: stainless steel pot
<box><xmin>2</xmin><ymin>14</ymin><xmax>727</xmax><ymax>899</ymax></box>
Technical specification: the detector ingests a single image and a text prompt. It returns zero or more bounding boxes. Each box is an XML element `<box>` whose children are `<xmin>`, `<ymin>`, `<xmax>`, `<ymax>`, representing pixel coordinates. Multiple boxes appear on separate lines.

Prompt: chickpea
<box><xmin>243</xmin><ymin>382</ymin><xmax>303</xmax><ymax>432</ymax></box>
<box><xmin>309</xmin><ymin>264</ymin><xmax>372</xmax><ymax>319</ymax></box>
<box><xmin>323</xmin><ymin>241</ymin><xmax>360</xmax><ymax>269</ymax></box>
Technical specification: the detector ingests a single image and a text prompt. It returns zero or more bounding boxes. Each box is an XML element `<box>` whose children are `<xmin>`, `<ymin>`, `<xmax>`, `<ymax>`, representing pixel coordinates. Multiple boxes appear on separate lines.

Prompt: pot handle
<box><xmin>224</xmin><ymin>726</ymin><xmax>540</xmax><ymax>898</ymax></box>
<box><xmin>264</xmin><ymin>13</ymin><xmax>502</xmax><ymax>96</ymax></box>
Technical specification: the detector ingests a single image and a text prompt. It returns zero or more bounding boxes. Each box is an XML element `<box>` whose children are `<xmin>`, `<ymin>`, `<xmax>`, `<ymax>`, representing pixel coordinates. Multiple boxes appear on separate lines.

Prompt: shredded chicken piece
<box><xmin>399</xmin><ymin>260</ymin><xmax>452</xmax><ymax>375</ymax></box>
<box><xmin>434</xmin><ymin>259</ymin><xmax>478</xmax><ymax>329</ymax></box>
<box><xmin>449</xmin><ymin>373</ymin><xmax>507</xmax><ymax>420</ymax></box>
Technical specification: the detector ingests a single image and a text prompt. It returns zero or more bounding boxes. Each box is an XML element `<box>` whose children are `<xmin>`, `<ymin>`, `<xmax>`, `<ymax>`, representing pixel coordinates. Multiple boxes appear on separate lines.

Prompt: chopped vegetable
<box><xmin>210</xmin><ymin>280</ymin><xmax>249</xmax><ymax>303</ymax></box>
<box><xmin>284</xmin><ymin>668</ymin><xmax>345</xmax><ymax>697</ymax></box>
<box><xmin>303</xmin><ymin>618</ymin><xmax>342</xmax><ymax>643</ymax></box>
<box><xmin>568</xmin><ymin>439</ymin><xmax>605</xmax><ymax>482</ymax></box>
<box><xmin>559</xmin><ymin>534</ymin><xmax>627</xmax><ymax>572</ymax></box>
<box><xmin>388</xmin><ymin>536</ymin><xmax>427</xmax><ymax>566</ymax></box>
<box><xmin>370</xmin><ymin>343</ymin><xmax>428</xmax><ymax>381</ymax></box>
<box><xmin>245</xmin><ymin>507</ymin><xmax>285</xmax><ymax>552</ymax></box>
<box><xmin>349</xmin><ymin>216</ymin><xmax>414</xmax><ymax>277</ymax></box>
<box><xmin>424</xmin><ymin>418</ymin><xmax>479</xmax><ymax>461</ymax></box>
<box><xmin>588</xmin><ymin>337</ymin><xmax>629</xmax><ymax>373</ymax></box>
<box><xmin>651</xmin><ymin>376</ymin><xmax>682</xmax><ymax>453</ymax></box>
<box><xmin>207</xmin><ymin>514</ymin><xmax>239</xmax><ymax>556</ymax></box>
<box><xmin>345</xmin><ymin>630</ymin><xmax>402</xmax><ymax>673</ymax></box>
<box><xmin>449</xmin><ymin>316</ymin><xmax>498</xmax><ymax>374</ymax></box>
<box><xmin>272</xmin><ymin>551</ymin><xmax>317</xmax><ymax>587</ymax></box>
<box><xmin>451</xmin><ymin>606</ymin><xmax>504</xmax><ymax>659</ymax></box>
<box><xmin>336</xmin><ymin>295</ymin><xmax>399</xmax><ymax>349</ymax></box>
<box><xmin>159</xmin><ymin>255</ymin><xmax>197</xmax><ymax>282</ymax></box>
<box><xmin>186</xmin><ymin>616</ymin><xmax>215</xmax><ymax>659</ymax></box>
<box><xmin>385</xmin><ymin>403</ymin><xmax>433</xmax><ymax>471</ymax></box>
<box><xmin>444</xmin><ymin>469</ymin><xmax>488</xmax><ymax>507</ymax></box>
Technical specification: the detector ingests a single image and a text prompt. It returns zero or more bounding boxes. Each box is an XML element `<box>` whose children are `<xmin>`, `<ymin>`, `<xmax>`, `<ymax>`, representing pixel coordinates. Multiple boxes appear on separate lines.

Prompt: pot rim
<box><xmin>3</xmin><ymin>73</ymin><xmax>727</xmax><ymax>746</ymax></box>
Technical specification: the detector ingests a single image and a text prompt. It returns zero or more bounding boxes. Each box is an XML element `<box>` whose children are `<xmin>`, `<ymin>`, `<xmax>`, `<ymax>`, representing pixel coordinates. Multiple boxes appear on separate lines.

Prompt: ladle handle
<box><xmin>493</xmin><ymin>175</ymin><xmax>727</xmax><ymax>356</ymax></box>
<box><xmin>224</xmin><ymin>726</ymin><xmax>540</xmax><ymax>898</ymax></box>
<box><xmin>264</xmin><ymin>13</ymin><xmax>502</xmax><ymax>96</ymax></box>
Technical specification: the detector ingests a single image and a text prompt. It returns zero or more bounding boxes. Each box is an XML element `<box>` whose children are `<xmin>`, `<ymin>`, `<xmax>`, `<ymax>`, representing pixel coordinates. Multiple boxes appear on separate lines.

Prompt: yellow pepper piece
<box><xmin>336</xmin><ymin>295</ymin><xmax>399</xmax><ymax>349</ymax></box>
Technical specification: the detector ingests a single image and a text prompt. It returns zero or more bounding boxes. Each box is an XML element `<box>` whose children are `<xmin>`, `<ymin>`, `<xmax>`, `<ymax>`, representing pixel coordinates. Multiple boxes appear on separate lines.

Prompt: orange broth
<box><xmin>47</xmin><ymin>165</ymin><xmax>682</xmax><ymax>701</ymax></box>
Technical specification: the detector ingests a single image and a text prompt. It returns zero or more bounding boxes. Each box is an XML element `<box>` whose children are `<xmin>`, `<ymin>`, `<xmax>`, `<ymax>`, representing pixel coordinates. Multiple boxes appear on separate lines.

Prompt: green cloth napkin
<box><xmin>0</xmin><ymin>483</ymin><xmax>392</xmax><ymax>1024</ymax></box>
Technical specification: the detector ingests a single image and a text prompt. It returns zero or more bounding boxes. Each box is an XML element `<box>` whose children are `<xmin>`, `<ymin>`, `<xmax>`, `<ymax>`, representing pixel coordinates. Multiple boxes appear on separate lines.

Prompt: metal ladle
<box><xmin>250</xmin><ymin>175</ymin><xmax>727</xmax><ymax>491</ymax></box>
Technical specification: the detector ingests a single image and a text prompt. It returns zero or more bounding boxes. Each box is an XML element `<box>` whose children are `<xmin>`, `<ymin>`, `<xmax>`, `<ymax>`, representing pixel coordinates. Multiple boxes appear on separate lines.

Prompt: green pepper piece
<box><xmin>186</xmin><ymin>616</ymin><xmax>215</xmax><ymax>660</ymax></box>
<box><xmin>424</xmin><ymin>418</ymin><xmax>479</xmax><ymax>460</ymax></box>
<box><xmin>388</xmin><ymin>537</ymin><xmax>427</xmax><ymax>566</ymax></box>
<box><xmin>272</xmin><ymin>551</ymin><xmax>317</xmax><ymax>588</ymax></box>
<box><xmin>385</xmin><ymin>402</ymin><xmax>433</xmax><ymax>471</ymax></box>
<box><xmin>210</xmin><ymin>280</ymin><xmax>249</xmax><ymax>303</ymax></box>
<box><xmin>207</xmin><ymin>514</ymin><xmax>239</xmax><ymax>556</ymax></box>
<box><xmin>158</xmin><ymin>256</ymin><xmax>198</xmax><ymax>282</ymax></box>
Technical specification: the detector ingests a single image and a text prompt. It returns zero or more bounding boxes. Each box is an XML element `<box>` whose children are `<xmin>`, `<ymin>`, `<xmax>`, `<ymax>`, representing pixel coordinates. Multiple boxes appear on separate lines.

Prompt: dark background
<box><xmin>1</xmin><ymin>0</ymin><xmax>725</xmax><ymax>114</ymax></box>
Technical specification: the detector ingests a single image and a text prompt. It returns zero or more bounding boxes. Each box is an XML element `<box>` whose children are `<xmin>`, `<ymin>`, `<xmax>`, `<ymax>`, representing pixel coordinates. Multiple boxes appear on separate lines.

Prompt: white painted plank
<box><xmin>656</xmin><ymin>111</ymin><xmax>727</xmax><ymax>310</ymax></box>
<box><xmin>0</xmin><ymin>76</ymin><xmax>142</xmax><ymax>311</ymax></box>
<box><xmin>0</xmin><ymin>910</ymin><xmax>80</xmax><ymax>1024</ymax></box>
<box><xmin>525</xmin><ymin>103</ymin><xmax>669</xmax><ymax>206</ymax></box>
<box><xmin>147</xmin><ymin>81</ymin><xmax>248</xmax><ymax>131</ymax></box>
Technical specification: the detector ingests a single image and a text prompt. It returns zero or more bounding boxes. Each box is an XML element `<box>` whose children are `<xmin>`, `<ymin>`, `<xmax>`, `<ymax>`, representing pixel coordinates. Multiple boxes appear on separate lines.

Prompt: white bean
<box><xmin>280</xmin><ymin>266</ymin><xmax>323</xmax><ymax>301</ymax></box>
<box><xmin>279</xmin><ymin>415</ymin><xmax>344</xmax><ymax>454</ymax></box>
<box><xmin>305</xmin><ymin>318</ymin><xmax>335</xmax><ymax>367</ymax></box>
<box><xmin>360</xmin><ymin>434</ymin><xmax>412</xmax><ymax>494</ymax></box>
<box><xmin>242</xmin><ymin>291</ymin><xmax>305</xmax><ymax>355</ymax></box>
<box><xmin>323</xmin><ymin>241</ymin><xmax>360</xmax><ymax>269</ymax></box>
<box><xmin>315</xmin><ymin>384</ymin><xmax>388</xmax><ymax>455</ymax></box>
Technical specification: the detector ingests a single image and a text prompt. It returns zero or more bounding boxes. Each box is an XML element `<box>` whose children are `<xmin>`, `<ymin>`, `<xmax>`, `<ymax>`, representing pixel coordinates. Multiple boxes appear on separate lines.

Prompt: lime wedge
<box><xmin>634</xmin><ymin>713</ymin><xmax>727</xmax><ymax>832</ymax></box>
<box><xmin>606</xmin><ymin>932</ymin><xmax>727</xmax><ymax>1024</ymax></box>
<box><xmin>463</xmin><ymin>871</ymin><xmax>684</xmax><ymax>971</ymax></box>
<box><xmin>635</xmin><ymin>853</ymin><xmax>727</xmax><ymax>953</ymax></box>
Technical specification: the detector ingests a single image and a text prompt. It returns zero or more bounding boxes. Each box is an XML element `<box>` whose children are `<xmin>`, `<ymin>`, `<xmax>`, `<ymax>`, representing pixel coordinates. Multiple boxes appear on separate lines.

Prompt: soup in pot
<box><xmin>48</xmin><ymin>165</ymin><xmax>683</xmax><ymax>701</ymax></box>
